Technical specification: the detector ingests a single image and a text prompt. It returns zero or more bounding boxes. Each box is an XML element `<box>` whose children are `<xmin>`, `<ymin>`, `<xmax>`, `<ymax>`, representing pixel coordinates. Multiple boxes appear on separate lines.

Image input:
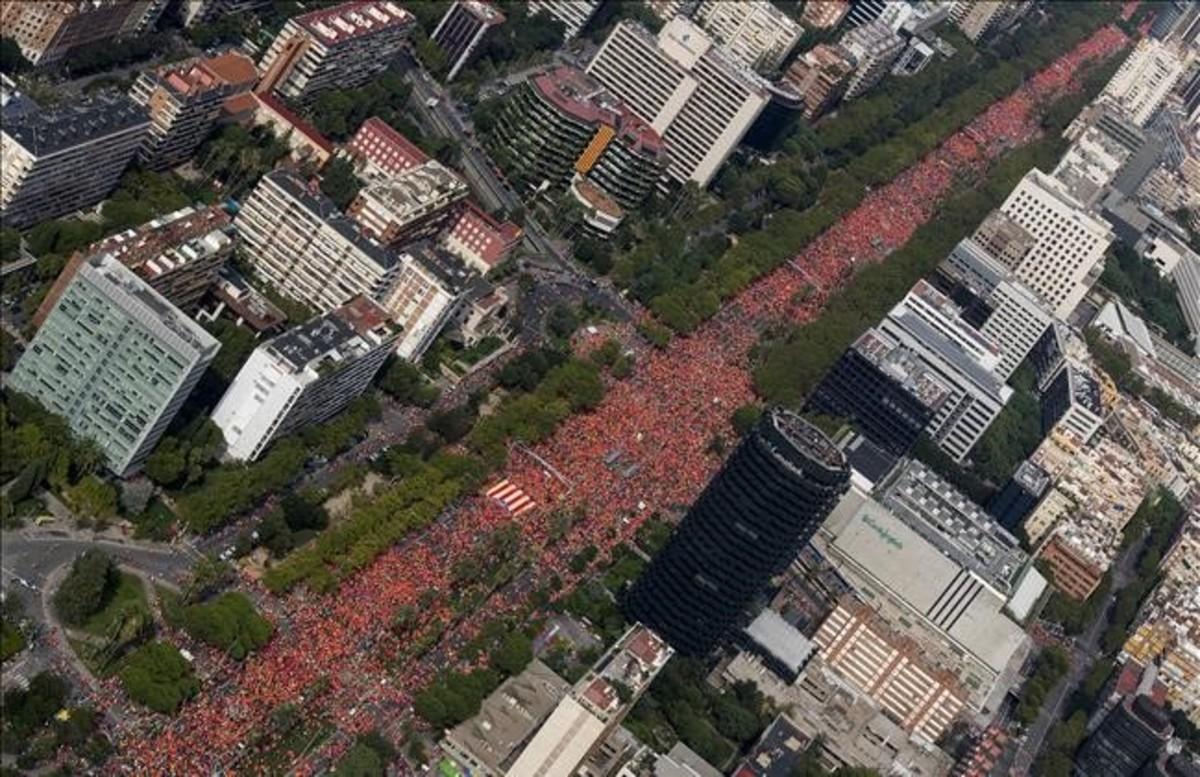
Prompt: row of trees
<box><xmin>2</xmin><ymin>672</ymin><xmax>112</xmax><ymax>770</ymax></box>
<box><xmin>413</xmin><ymin>629</ymin><xmax>535</xmax><ymax>729</ymax></box>
<box><xmin>1014</xmin><ymin>646</ymin><xmax>1071</xmax><ymax>727</ymax></box>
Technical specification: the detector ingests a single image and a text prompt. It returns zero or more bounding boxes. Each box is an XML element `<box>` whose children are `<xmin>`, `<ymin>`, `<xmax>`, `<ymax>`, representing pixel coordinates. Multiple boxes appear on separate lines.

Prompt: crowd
<box><xmin>107</xmin><ymin>24</ymin><xmax>1130</xmax><ymax>774</ymax></box>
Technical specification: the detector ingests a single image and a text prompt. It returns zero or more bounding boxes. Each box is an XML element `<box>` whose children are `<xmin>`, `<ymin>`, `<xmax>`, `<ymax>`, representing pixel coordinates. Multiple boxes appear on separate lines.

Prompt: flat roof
<box><xmin>4</xmin><ymin>93</ymin><xmax>148</xmax><ymax>156</ymax></box>
<box><xmin>295</xmin><ymin>0</ymin><xmax>413</xmax><ymax>44</ymax></box>
<box><xmin>264</xmin><ymin>170</ymin><xmax>395</xmax><ymax>270</ymax></box>
<box><xmin>743</xmin><ymin>610</ymin><xmax>813</xmax><ymax>674</ymax></box>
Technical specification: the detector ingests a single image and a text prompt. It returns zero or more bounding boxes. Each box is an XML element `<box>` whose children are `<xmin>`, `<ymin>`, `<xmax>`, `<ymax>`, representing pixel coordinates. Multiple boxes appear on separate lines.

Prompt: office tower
<box><xmin>1075</xmin><ymin>695</ymin><xmax>1173</xmax><ymax>777</ymax></box>
<box><xmin>431</xmin><ymin>1</ymin><xmax>505</xmax><ymax>82</ymax></box>
<box><xmin>257</xmin><ymin>1</ymin><xmax>414</xmax><ymax>104</ymax></box>
<box><xmin>806</xmin><ymin>329</ymin><xmax>949</xmax><ymax>456</ymax></box>
<box><xmin>440</xmin><ymin>202</ymin><xmax>523</xmax><ymax>274</ymax></box>
<box><xmin>344</xmin><ymin>117</ymin><xmax>430</xmax><ymax>180</ymax></box>
<box><xmin>987</xmin><ymin>459</ymin><xmax>1051</xmax><ymax>531</ymax></box>
<box><xmin>625</xmin><ymin>409</ymin><xmax>849</xmax><ymax>655</ymax></box>
<box><xmin>1172</xmin><ymin>252</ymin><xmax>1200</xmax><ymax>342</ymax></box>
<box><xmin>381</xmin><ymin>243</ymin><xmax>476</xmax><ymax>360</ymax></box>
<box><xmin>130</xmin><ymin>52</ymin><xmax>258</xmax><ymax>171</ymax></box>
<box><xmin>212</xmin><ymin>296</ymin><xmax>398</xmax><ymax>461</ymax></box>
<box><xmin>1041</xmin><ymin>363</ymin><xmax>1105</xmax><ymax>440</ymax></box>
<box><xmin>491</xmin><ymin>66</ymin><xmax>668</xmax><ymax>208</ymax></box>
<box><xmin>942</xmin><ymin>237</ymin><xmax>1054</xmax><ymax>380</ymax></box>
<box><xmin>876</xmin><ymin>281</ymin><xmax>1012</xmax><ymax>462</ymax></box>
<box><xmin>10</xmin><ymin>254</ymin><xmax>218</xmax><ymax>476</ymax></box>
<box><xmin>35</xmin><ymin>206</ymin><xmax>233</xmax><ymax>328</ymax></box>
<box><xmin>1101</xmin><ymin>38</ymin><xmax>1191</xmax><ymax>127</ymax></box>
<box><xmin>691</xmin><ymin>1</ymin><xmax>804</xmax><ymax>73</ymax></box>
<box><xmin>527</xmin><ymin>0</ymin><xmax>601</xmax><ymax>41</ymax></box>
<box><xmin>1140</xmin><ymin>754</ymin><xmax>1200</xmax><ymax>777</ymax></box>
<box><xmin>784</xmin><ymin>44</ymin><xmax>856</xmax><ymax>120</ymax></box>
<box><xmin>843</xmin><ymin>0</ymin><xmax>888</xmax><ymax>28</ymax></box>
<box><xmin>0</xmin><ymin>1</ymin><xmax>139</xmax><ymax>65</ymax></box>
<box><xmin>801</xmin><ymin>0</ymin><xmax>850</xmax><ymax>29</ymax></box>
<box><xmin>996</xmin><ymin>169</ymin><xmax>1115</xmax><ymax>318</ymax></box>
<box><xmin>346</xmin><ymin>160</ymin><xmax>469</xmax><ymax>245</ymax></box>
<box><xmin>839</xmin><ymin>21</ymin><xmax>905</xmax><ymax>99</ymax></box>
<box><xmin>0</xmin><ymin>95</ymin><xmax>149</xmax><ymax>229</ymax></box>
<box><xmin>180</xmin><ymin>0</ymin><xmax>270</xmax><ymax>27</ymax></box>
<box><xmin>236</xmin><ymin>170</ymin><xmax>399</xmax><ymax>313</ymax></box>
<box><xmin>949</xmin><ymin>0</ymin><xmax>1033</xmax><ymax>43</ymax></box>
<box><xmin>586</xmin><ymin>17</ymin><xmax>769</xmax><ymax>188</ymax></box>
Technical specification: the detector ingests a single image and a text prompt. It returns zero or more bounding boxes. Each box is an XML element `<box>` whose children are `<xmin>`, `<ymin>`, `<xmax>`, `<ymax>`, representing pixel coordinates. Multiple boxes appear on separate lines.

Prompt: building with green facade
<box><xmin>9</xmin><ymin>253</ymin><xmax>219</xmax><ymax>477</ymax></box>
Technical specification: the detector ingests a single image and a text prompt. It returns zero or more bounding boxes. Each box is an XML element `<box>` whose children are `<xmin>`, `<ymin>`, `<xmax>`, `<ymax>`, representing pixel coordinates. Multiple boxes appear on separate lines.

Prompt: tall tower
<box><xmin>624</xmin><ymin>409</ymin><xmax>849</xmax><ymax>655</ymax></box>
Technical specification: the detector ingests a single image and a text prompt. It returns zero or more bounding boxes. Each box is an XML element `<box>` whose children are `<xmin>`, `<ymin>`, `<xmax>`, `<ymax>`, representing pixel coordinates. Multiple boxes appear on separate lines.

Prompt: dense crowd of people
<box><xmin>108</xmin><ymin>24</ymin><xmax>1130</xmax><ymax>774</ymax></box>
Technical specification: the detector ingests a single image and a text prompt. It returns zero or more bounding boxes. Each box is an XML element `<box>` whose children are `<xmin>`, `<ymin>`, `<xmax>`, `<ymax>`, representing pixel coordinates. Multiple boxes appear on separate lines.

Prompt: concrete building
<box><xmin>987</xmin><ymin>459</ymin><xmax>1051</xmax><ymax>532</ymax></box>
<box><xmin>344</xmin><ymin>116</ymin><xmax>430</xmax><ymax>180</ymax></box>
<box><xmin>1</xmin><ymin>94</ymin><xmax>148</xmax><ymax>229</ymax></box>
<box><xmin>346</xmin><ymin>160</ymin><xmax>469</xmax><ymax>246</ymax></box>
<box><xmin>440</xmin><ymin>201</ymin><xmax>523</xmax><ymax>274</ymax></box>
<box><xmin>491</xmin><ymin>65</ymin><xmax>668</xmax><ymax>208</ymax></box>
<box><xmin>507</xmin><ymin>626</ymin><xmax>672</xmax><ymax>777</ymax></box>
<box><xmin>130</xmin><ymin>52</ymin><xmax>258</xmax><ymax>171</ymax></box>
<box><xmin>970</xmin><ymin>210</ymin><xmax>1037</xmax><ymax>272</ymax></box>
<box><xmin>1075</xmin><ymin>695</ymin><xmax>1173</xmax><ymax>776</ymax></box>
<box><xmin>180</xmin><ymin>0</ymin><xmax>270</xmax><ymax>27</ymax></box>
<box><xmin>256</xmin><ymin>0</ymin><xmax>414</xmax><ymax>104</ymax></box>
<box><xmin>1172</xmin><ymin>252</ymin><xmax>1200</xmax><ymax>342</ymax></box>
<box><xmin>35</xmin><ymin>206</ymin><xmax>233</xmax><ymax>327</ymax></box>
<box><xmin>431</xmin><ymin>1</ymin><xmax>505</xmax><ymax>82</ymax></box>
<box><xmin>800</xmin><ymin>0</ymin><xmax>850</xmax><ymax>30</ymax></box>
<box><xmin>783</xmin><ymin>44</ymin><xmax>856</xmax><ymax>120</ymax></box>
<box><xmin>691</xmin><ymin>0</ymin><xmax>804</xmax><ymax>73</ymax></box>
<box><xmin>10</xmin><ymin>254</ymin><xmax>218</xmax><ymax>476</ymax></box>
<box><xmin>1041</xmin><ymin>362</ymin><xmax>1106</xmax><ymax>442</ymax></box>
<box><xmin>949</xmin><ymin>1</ymin><xmax>1033</xmax><ymax>43</ymax></box>
<box><xmin>996</xmin><ymin>169</ymin><xmax>1115</xmax><ymax>318</ymax></box>
<box><xmin>586</xmin><ymin>17</ymin><xmax>770</xmax><ymax>188</ymax></box>
<box><xmin>843</xmin><ymin>0</ymin><xmax>888</xmax><ymax>29</ymax></box>
<box><xmin>0</xmin><ymin>1</ymin><xmax>138</xmax><ymax>66</ymax></box>
<box><xmin>212</xmin><ymin>296</ymin><xmax>399</xmax><ymax>461</ymax></box>
<box><xmin>527</xmin><ymin>0</ymin><xmax>601</xmax><ymax>40</ymax></box>
<box><xmin>876</xmin><ymin>281</ymin><xmax>1013</xmax><ymax>462</ymax></box>
<box><xmin>839</xmin><ymin>20</ymin><xmax>905</xmax><ymax>99</ymax></box>
<box><xmin>1100</xmin><ymin>38</ymin><xmax>1191</xmax><ymax>127</ymax></box>
<box><xmin>236</xmin><ymin>170</ymin><xmax>399</xmax><ymax>314</ymax></box>
<box><xmin>653</xmin><ymin>743</ymin><xmax>722</xmax><ymax>777</ymax></box>
<box><xmin>250</xmin><ymin>93</ymin><xmax>336</xmax><ymax>168</ymax></box>
<box><xmin>382</xmin><ymin>243</ymin><xmax>476</xmax><ymax>360</ymax></box>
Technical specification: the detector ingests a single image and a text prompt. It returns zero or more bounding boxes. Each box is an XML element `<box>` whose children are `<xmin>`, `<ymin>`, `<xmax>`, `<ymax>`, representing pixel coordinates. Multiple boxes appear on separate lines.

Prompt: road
<box><xmin>1011</xmin><ymin>530</ymin><xmax>1148</xmax><ymax>773</ymax></box>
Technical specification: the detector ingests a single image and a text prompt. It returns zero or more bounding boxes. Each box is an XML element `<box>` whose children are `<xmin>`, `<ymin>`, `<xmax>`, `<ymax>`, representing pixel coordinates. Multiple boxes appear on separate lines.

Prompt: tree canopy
<box><xmin>118</xmin><ymin>641</ymin><xmax>199</xmax><ymax>715</ymax></box>
<box><xmin>53</xmin><ymin>550</ymin><xmax>117</xmax><ymax>627</ymax></box>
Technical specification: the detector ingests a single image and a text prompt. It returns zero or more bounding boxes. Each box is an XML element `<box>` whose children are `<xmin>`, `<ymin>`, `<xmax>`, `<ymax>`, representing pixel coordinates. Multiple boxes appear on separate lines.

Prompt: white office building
<box><xmin>211</xmin><ymin>296</ymin><xmax>399</xmax><ymax>461</ymax></box>
<box><xmin>382</xmin><ymin>244</ymin><xmax>476</xmax><ymax>360</ymax></box>
<box><xmin>691</xmin><ymin>0</ymin><xmax>804</xmax><ymax>73</ymax></box>
<box><xmin>839</xmin><ymin>20</ymin><xmax>905</xmax><ymax>99</ymax></box>
<box><xmin>586</xmin><ymin>17</ymin><xmax>769</xmax><ymax>187</ymax></box>
<box><xmin>1100</xmin><ymin>37</ymin><xmax>1191</xmax><ymax>126</ymax></box>
<box><xmin>527</xmin><ymin>0</ymin><xmax>601</xmax><ymax>40</ymax></box>
<box><xmin>996</xmin><ymin>169</ymin><xmax>1115</xmax><ymax>319</ymax></box>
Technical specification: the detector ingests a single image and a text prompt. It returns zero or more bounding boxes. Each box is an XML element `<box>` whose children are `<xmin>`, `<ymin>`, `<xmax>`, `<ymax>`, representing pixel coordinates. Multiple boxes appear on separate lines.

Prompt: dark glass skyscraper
<box><xmin>624</xmin><ymin>409</ymin><xmax>850</xmax><ymax>656</ymax></box>
<box><xmin>1075</xmin><ymin>695</ymin><xmax>1172</xmax><ymax>777</ymax></box>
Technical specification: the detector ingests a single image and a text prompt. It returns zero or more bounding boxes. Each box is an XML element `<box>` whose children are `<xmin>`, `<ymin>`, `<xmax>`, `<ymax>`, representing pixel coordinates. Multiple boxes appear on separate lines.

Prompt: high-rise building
<box><xmin>970</xmin><ymin>210</ymin><xmax>1037</xmax><ymax>272</ymax></box>
<box><xmin>784</xmin><ymin>44</ymin><xmax>856</xmax><ymax>120</ymax></box>
<box><xmin>237</xmin><ymin>170</ymin><xmax>399</xmax><ymax>313</ymax></box>
<box><xmin>1150</xmin><ymin>1</ymin><xmax>1200</xmax><ymax>41</ymax></box>
<box><xmin>431</xmin><ymin>1</ymin><xmax>505</xmax><ymax>82</ymax></box>
<box><xmin>1171</xmin><ymin>252</ymin><xmax>1200</xmax><ymax>343</ymax></box>
<box><xmin>987</xmin><ymin>459</ymin><xmax>1051</xmax><ymax>531</ymax></box>
<box><xmin>839</xmin><ymin>20</ymin><xmax>905</xmax><ymax>99</ymax></box>
<box><xmin>876</xmin><ymin>281</ymin><xmax>1013</xmax><ymax>462</ymax></box>
<box><xmin>10</xmin><ymin>254</ymin><xmax>219</xmax><ymax>476</ymax></box>
<box><xmin>691</xmin><ymin>1</ymin><xmax>804</xmax><ymax>73</ymax></box>
<box><xmin>586</xmin><ymin>17</ymin><xmax>770</xmax><ymax>188</ymax></box>
<box><xmin>211</xmin><ymin>296</ymin><xmax>398</xmax><ymax>461</ymax></box>
<box><xmin>180</xmin><ymin>0</ymin><xmax>270</xmax><ymax>27</ymax></box>
<box><xmin>1</xmin><ymin>94</ymin><xmax>149</xmax><ymax>229</ymax></box>
<box><xmin>1041</xmin><ymin>363</ymin><xmax>1106</xmax><ymax>441</ymax></box>
<box><xmin>1100</xmin><ymin>38</ymin><xmax>1191</xmax><ymax>127</ymax></box>
<box><xmin>806</xmin><ymin>328</ymin><xmax>950</xmax><ymax>456</ymax></box>
<box><xmin>949</xmin><ymin>0</ymin><xmax>1033</xmax><ymax>43</ymax></box>
<box><xmin>35</xmin><ymin>205</ymin><xmax>233</xmax><ymax>327</ymax></box>
<box><xmin>843</xmin><ymin>0</ymin><xmax>888</xmax><ymax>29</ymax></box>
<box><xmin>801</xmin><ymin>0</ymin><xmax>850</xmax><ymax>29</ymax></box>
<box><xmin>490</xmin><ymin>65</ymin><xmax>668</xmax><ymax>208</ymax></box>
<box><xmin>0</xmin><ymin>1</ymin><xmax>138</xmax><ymax>65</ymax></box>
<box><xmin>346</xmin><ymin>160</ymin><xmax>469</xmax><ymax>246</ymax></box>
<box><xmin>130</xmin><ymin>52</ymin><xmax>258</xmax><ymax>171</ymax></box>
<box><xmin>1075</xmin><ymin>695</ymin><xmax>1173</xmax><ymax>777</ymax></box>
<box><xmin>527</xmin><ymin>0</ymin><xmax>601</xmax><ymax>41</ymax></box>
<box><xmin>382</xmin><ymin>243</ymin><xmax>477</xmax><ymax>360</ymax></box>
<box><xmin>256</xmin><ymin>0</ymin><xmax>414</xmax><ymax>104</ymax></box>
<box><xmin>625</xmin><ymin>409</ymin><xmax>849</xmax><ymax>655</ymax></box>
<box><xmin>996</xmin><ymin>169</ymin><xmax>1115</xmax><ymax>318</ymax></box>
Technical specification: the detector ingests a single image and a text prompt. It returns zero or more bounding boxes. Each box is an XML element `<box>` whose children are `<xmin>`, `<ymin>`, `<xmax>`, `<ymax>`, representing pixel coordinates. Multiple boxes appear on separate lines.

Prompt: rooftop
<box><xmin>295</xmin><ymin>0</ymin><xmax>413</xmax><ymax>45</ymax></box>
<box><xmin>349</xmin><ymin>116</ymin><xmax>429</xmax><ymax>170</ymax></box>
<box><xmin>769</xmin><ymin>408</ymin><xmax>846</xmax><ymax>471</ymax></box>
<box><xmin>213</xmin><ymin>265</ymin><xmax>287</xmax><ymax>332</ymax></box>
<box><xmin>406</xmin><ymin>241</ymin><xmax>477</xmax><ymax>294</ymax></box>
<box><xmin>852</xmin><ymin>327</ymin><xmax>952</xmax><ymax>411</ymax></box>
<box><xmin>200</xmin><ymin>51</ymin><xmax>259</xmax><ymax>87</ymax></box>
<box><xmin>531</xmin><ymin>66</ymin><xmax>666</xmax><ymax>158</ymax></box>
<box><xmin>266</xmin><ymin>297</ymin><xmax>396</xmax><ymax>372</ymax></box>
<box><xmin>742</xmin><ymin>609</ymin><xmax>814</xmax><ymax>676</ymax></box>
<box><xmin>357</xmin><ymin>160</ymin><xmax>467</xmax><ymax>215</ymax></box>
<box><xmin>733</xmin><ymin>715</ymin><xmax>809</xmax><ymax>777</ymax></box>
<box><xmin>91</xmin><ymin>205</ymin><xmax>232</xmax><ymax>280</ymax></box>
<box><xmin>3</xmin><ymin>93</ymin><xmax>148</xmax><ymax>156</ymax></box>
<box><xmin>254</xmin><ymin>93</ymin><xmax>334</xmax><ymax>153</ymax></box>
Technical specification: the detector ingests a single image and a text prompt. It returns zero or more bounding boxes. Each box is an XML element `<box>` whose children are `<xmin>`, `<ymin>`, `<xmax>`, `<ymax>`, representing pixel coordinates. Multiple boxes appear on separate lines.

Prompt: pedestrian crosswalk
<box><xmin>485</xmin><ymin>479</ymin><xmax>536</xmax><ymax>516</ymax></box>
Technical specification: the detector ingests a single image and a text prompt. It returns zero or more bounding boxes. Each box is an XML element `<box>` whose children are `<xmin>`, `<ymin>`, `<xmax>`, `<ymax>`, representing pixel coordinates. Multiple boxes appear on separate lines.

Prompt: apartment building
<box><xmin>211</xmin><ymin>296</ymin><xmax>398</xmax><ymax>461</ymax></box>
<box><xmin>839</xmin><ymin>20</ymin><xmax>905</xmax><ymax>99</ymax></box>
<box><xmin>784</xmin><ymin>44</ymin><xmax>856</xmax><ymax>120</ymax></box>
<box><xmin>801</xmin><ymin>0</ymin><xmax>850</xmax><ymax>29</ymax></box>
<box><xmin>181</xmin><ymin>0</ymin><xmax>270</xmax><ymax>27</ymax></box>
<box><xmin>0</xmin><ymin>1</ymin><xmax>138</xmax><ymax>66</ymax></box>
<box><xmin>130</xmin><ymin>52</ymin><xmax>258</xmax><ymax>171</ymax></box>
<box><xmin>346</xmin><ymin>160</ymin><xmax>469</xmax><ymax>245</ymax></box>
<box><xmin>344</xmin><ymin>117</ymin><xmax>430</xmax><ymax>180</ymax></box>
<box><xmin>236</xmin><ymin>170</ymin><xmax>399</xmax><ymax>313</ymax></box>
<box><xmin>257</xmin><ymin>0</ymin><xmax>414</xmax><ymax>104</ymax></box>
<box><xmin>431</xmin><ymin>1</ymin><xmax>505</xmax><ymax>82</ymax></box>
<box><xmin>1</xmin><ymin>94</ymin><xmax>149</xmax><ymax>228</ymax></box>
<box><xmin>526</xmin><ymin>0</ymin><xmax>601</xmax><ymax>41</ymax></box>
<box><xmin>491</xmin><ymin>65</ymin><xmax>668</xmax><ymax>208</ymax></box>
<box><xmin>382</xmin><ymin>244</ymin><xmax>476</xmax><ymax>360</ymax></box>
<box><xmin>1100</xmin><ymin>38</ymin><xmax>1191</xmax><ymax>127</ymax></box>
<box><xmin>996</xmin><ymin>169</ymin><xmax>1115</xmax><ymax>318</ymax></box>
<box><xmin>440</xmin><ymin>202</ymin><xmax>523</xmax><ymax>274</ymax></box>
<box><xmin>691</xmin><ymin>0</ymin><xmax>804</xmax><ymax>73</ymax></box>
<box><xmin>586</xmin><ymin>17</ymin><xmax>769</xmax><ymax>188</ymax></box>
<box><xmin>876</xmin><ymin>281</ymin><xmax>1013</xmax><ymax>462</ymax></box>
<box><xmin>10</xmin><ymin>254</ymin><xmax>218</xmax><ymax>476</ymax></box>
<box><xmin>35</xmin><ymin>206</ymin><xmax>233</xmax><ymax>328</ymax></box>
<box><xmin>949</xmin><ymin>0</ymin><xmax>1033</xmax><ymax>43</ymax></box>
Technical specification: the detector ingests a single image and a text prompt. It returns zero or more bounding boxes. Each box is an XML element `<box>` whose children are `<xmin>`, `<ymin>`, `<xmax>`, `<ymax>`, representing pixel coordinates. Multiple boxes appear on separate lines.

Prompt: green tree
<box><xmin>180</xmin><ymin>593</ymin><xmax>273</xmax><ymax>660</ymax></box>
<box><xmin>118</xmin><ymin>641</ymin><xmax>199</xmax><ymax>715</ymax></box>
<box><xmin>489</xmin><ymin>632</ymin><xmax>533</xmax><ymax>676</ymax></box>
<box><xmin>64</xmin><ymin>476</ymin><xmax>118</xmax><ymax>520</ymax></box>
<box><xmin>53</xmin><ymin>550</ymin><xmax>116</xmax><ymax>626</ymax></box>
<box><xmin>377</xmin><ymin>358</ymin><xmax>440</xmax><ymax>406</ymax></box>
<box><xmin>319</xmin><ymin>157</ymin><xmax>362</xmax><ymax>210</ymax></box>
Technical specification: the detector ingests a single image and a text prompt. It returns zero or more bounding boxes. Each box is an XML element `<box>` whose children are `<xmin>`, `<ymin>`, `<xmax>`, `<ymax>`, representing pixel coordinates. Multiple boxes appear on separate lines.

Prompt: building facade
<box><xmin>441</xmin><ymin>202</ymin><xmax>522</xmax><ymax>274</ymax></box>
<box><xmin>1075</xmin><ymin>695</ymin><xmax>1173</xmax><ymax>777</ymax></box>
<box><xmin>431</xmin><ymin>0</ymin><xmax>505</xmax><ymax>82</ymax></box>
<box><xmin>10</xmin><ymin>254</ymin><xmax>218</xmax><ymax>476</ymax></box>
<box><xmin>839</xmin><ymin>20</ymin><xmax>905</xmax><ymax>99</ymax></box>
<box><xmin>526</xmin><ymin>0</ymin><xmax>601</xmax><ymax>40</ymax></box>
<box><xmin>691</xmin><ymin>0</ymin><xmax>804</xmax><ymax>73</ymax></box>
<box><xmin>346</xmin><ymin>160</ymin><xmax>469</xmax><ymax>245</ymax></box>
<box><xmin>344</xmin><ymin>116</ymin><xmax>430</xmax><ymax>180</ymax></box>
<box><xmin>784</xmin><ymin>44</ymin><xmax>856</xmax><ymax>120</ymax></box>
<box><xmin>0</xmin><ymin>0</ymin><xmax>138</xmax><ymax>65</ymax></box>
<box><xmin>382</xmin><ymin>243</ymin><xmax>476</xmax><ymax>360</ymax></box>
<box><xmin>1100</xmin><ymin>38</ymin><xmax>1191</xmax><ymax>127</ymax></box>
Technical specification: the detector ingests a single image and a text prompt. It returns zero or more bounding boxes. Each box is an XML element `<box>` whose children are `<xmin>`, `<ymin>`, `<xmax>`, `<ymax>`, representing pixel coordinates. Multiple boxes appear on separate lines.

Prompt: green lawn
<box><xmin>1</xmin><ymin>620</ymin><xmax>25</xmax><ymax>661</ymax></box>
<box><xmin>79</xmin><ymin>573</ymin><xmax>149</xmax><ymax>637</ymax></box>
